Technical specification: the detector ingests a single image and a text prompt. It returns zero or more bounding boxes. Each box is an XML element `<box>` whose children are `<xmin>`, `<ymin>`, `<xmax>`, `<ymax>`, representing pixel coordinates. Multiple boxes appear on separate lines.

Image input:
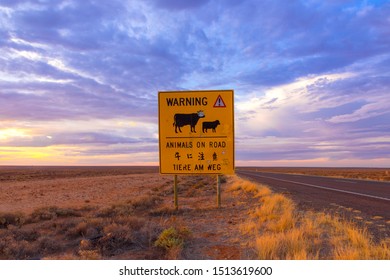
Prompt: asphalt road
<box><xmin>236</xmin><ymin>169</ymin><xmax>390</xmax><ymax>220</ymax></box>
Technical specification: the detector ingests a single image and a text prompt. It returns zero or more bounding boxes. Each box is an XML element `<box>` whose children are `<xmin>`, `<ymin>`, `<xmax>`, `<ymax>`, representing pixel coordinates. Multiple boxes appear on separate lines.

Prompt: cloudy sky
<box><xmin>0</xmin><ymin>0</ymin><xmax>389</xmax><ymax>167</ymax></box>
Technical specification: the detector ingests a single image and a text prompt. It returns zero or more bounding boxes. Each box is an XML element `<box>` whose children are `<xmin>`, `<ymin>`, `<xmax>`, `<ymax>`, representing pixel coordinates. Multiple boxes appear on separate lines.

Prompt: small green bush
<box><xmin>154</xmin><ymin>226</ymin><xmax>191</xmax><ymax>250</ymax></box>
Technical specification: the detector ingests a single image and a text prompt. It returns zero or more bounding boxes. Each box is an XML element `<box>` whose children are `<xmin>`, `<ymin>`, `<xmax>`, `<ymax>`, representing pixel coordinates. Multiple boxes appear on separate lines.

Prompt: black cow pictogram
<box><xmin>173</xmin><ymin>110</ymin><xmax>205</xmax><ymax>133</ymax></box>
<box><xmin>202</xmin><ymin>120</ymin><xmax>220</xmax><ymax>133</ymax></box>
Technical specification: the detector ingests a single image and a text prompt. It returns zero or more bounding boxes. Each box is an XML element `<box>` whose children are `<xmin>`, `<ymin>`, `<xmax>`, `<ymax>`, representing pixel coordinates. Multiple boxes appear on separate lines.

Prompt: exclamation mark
<box><xmin>213</xmin><ymin>95</ymin><xmax>226</xmax><ymax>107</ymax></box>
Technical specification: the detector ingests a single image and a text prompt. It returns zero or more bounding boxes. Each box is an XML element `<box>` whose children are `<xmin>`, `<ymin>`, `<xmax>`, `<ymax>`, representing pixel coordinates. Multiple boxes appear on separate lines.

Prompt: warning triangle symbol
<box><xmin>213</xmin><ymin>95</ymin><xmax>226</xmax><ymax>107</ymax></box>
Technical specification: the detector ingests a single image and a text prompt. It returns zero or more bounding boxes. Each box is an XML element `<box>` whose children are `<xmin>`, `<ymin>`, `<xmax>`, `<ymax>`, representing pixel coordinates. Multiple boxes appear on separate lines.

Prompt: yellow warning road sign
<box><xmin>158</xmin><ymin>90</ymin><xmax>234</xmax><ymax>174</ymax></box>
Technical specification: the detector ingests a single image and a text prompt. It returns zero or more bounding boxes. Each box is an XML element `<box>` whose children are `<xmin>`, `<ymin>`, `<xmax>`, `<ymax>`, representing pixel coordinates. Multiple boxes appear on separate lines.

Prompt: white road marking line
<box><xmin>238</xmin><ymin>171</ymin><xmax>390</xmax><ymax>202</ymax></box>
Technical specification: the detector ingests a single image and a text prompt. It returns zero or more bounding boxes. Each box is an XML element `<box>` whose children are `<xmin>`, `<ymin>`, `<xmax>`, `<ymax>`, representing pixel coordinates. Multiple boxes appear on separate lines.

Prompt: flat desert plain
<box><xmin>0</xmin><ymin>166</ymin><xmax>389</xmax><ymax>260</ymax></box>
<box><xmin>1</xmin><ymin>166</ymin><xmax>258</xmax><ymax>260</ymax></box>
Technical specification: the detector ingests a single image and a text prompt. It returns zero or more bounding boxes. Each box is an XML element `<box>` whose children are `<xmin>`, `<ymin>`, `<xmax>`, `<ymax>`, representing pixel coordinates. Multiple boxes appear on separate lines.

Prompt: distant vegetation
<box><xmin>238</xmin><ymin>167</ymin><xmax>390</xmax><ymax>181</ymax></box>
<box><xmin>0</xmin><ymin>166</ymin><xmax>159</xmax><ymax>182</ymax></box>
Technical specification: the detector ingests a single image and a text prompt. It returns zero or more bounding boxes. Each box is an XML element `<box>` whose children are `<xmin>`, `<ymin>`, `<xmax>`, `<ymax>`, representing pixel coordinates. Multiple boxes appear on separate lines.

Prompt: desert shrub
<box><xmin>114</xmin><ymin>216</ymin><xmax>144</xmax><ymax>231</ymax></box>
<box><xmin>79</xmin><ymin>239</ymin><xmax>93</xmax><ymax>250</ymax></box>
<box><xmin>130</xmin><ymin>195</ymin><xmax>163</xmax><ymax>211</ymax></box>
<box><xmin>149</xmin><ymin>206</ymin><xmax>179</xmax><ymax>216</ymax></box>
<box><xmin>37</xmin><ymin>236</ymin><xmax>64</xmax><ymax>255</ymax></box>
<box><xmin>12</xmin><ymin>228</ymin><xmax>40</xmax><ymax>242</ymax></box>
<box><xmin>155</xmin><ymin>227</ymin><xmax>183</xmax><ymax>250</ymax></box>
<box><xmin>66</xmin><ymin>218</ymin><xmax>104</xmax><ymax>239</ymax></box>
<box><xmin>7</xmin><ymin>228</ymin><xmax>61</xmax><ymax>259</ymax></box>
<box><xmin>193</xmin><ymin>181</ymin><xmax>205</xmax><ymax>189</ymax></box>
<box><xmin>96</xmin><ymin>203</ymin><xmax>133</xmax><ymax>217</ymax></box>
<box><xmin>79</xmin><ymin>205</ymin><xmax>98</xmax><ymax>211</ymax></box>
<box><xmin>185</xmin><ymin>187</ymin><xmax>197</xmax><ymax>197</ymax></box>
<box><xmin>55</xmin><ymin>218</ymin><xmax>81</xmax><ymax>235</ymax></box>
<box><xmin>78</xmin><ymin>249</ymin><xmax>102</xmax><ymax>260</ymax></box>
<box><xmin>29</xmin><ymin>206</ymin><xmax>80</xmax><ymax>223</ymax></box>
<box><xmin>0</xmin><ymin>235</ymin><xmax>38</xmax><ymax>259</ymax></box>
<box><xmin>54</xmin><ymin>208</ymin><xmax>81</xmax><ymax>218</ymax></box>
<box><xmin>99</xmin><ymin>223</ymin><xmax>135</xmax><ymax>256</ymax></box>
<box><xmin>67</xmin><ymin>221</ymin><xmax>88</xmax><ymax>238</ymax></box>
<box><xmin>97</xmin><ymin>195</ymin><xmax>162</xmax><ymax>217</ymax></box>
<box><xmin>64</xmin><ymin>217</ymin><xmax>147</xmax><ymax>257</ymax></box>
<box><xmin>85</xmin><ymin>217</ymin><xmax>106</xmax><ymax>228</ymax></box>
<box><xmin>30</xmin><ymin>207</ymin><xmax>57</xmax><ymax>222</ymax></box>
<box><xmin>154</xmin><ymin>226</ymin><xmax>191</xmax><ymax>259</ymax></box>
<box><xmin>0</xmin><ymin>212</ymin><xmax>25</xmax><ymax>228</ymax></box>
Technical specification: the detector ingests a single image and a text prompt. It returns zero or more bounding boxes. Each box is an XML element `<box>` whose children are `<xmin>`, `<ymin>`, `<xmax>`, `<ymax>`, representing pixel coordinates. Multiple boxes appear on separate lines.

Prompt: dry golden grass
<box><xmin>228</xmin><ymin>176</ymin><xmax>390</xmax><ymax>260</ymax></box>
<box><xmin>255</xmin><ymin>228</ymin><xmax>309</xmax><ymax>260</ymax></box>
<box><xmin>228</xmin><ymin>176</ymin><xmax>271</xmax><ymax>197</ymax></box>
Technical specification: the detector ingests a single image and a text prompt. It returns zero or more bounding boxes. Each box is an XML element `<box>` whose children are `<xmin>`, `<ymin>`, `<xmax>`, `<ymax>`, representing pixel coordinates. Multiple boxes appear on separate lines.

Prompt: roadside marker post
<box><xmin>158</xmin><ymin>90</ymin><xmax>234</xmax><ymax>209</ymax></box>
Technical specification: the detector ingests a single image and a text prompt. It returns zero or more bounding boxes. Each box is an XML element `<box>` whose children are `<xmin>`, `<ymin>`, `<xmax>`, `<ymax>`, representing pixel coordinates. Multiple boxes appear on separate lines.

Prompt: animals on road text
<box><xmin>173</xmin><ymin>110</ymin><xmax>205</xmax><ymax>133</ymax></box>
<box><xmin>202</xmin><ymin>120</ymin><xmax>220</xmax><ymax>133</ymax></box>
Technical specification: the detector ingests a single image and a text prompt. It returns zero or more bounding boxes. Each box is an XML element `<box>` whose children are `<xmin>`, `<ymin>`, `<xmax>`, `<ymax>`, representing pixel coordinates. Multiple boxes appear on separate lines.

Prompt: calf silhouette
<box><xmin>173</xmin><ymin>110</ymin><xmax>205</xmax><ymax>133</ymax></box>
<box><xmin>202</xmin><ymin>120</ymin><xmax>220</xmax><ymax>133</ymax></box>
